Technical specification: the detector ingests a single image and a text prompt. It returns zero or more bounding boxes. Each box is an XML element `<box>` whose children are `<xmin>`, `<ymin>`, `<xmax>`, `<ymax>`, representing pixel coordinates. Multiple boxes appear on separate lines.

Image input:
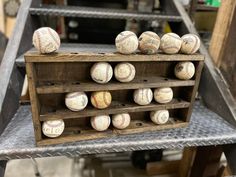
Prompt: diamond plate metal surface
<box><xmin>0</xmin><ymin>101</ymin><xmax>236</xmax><ymax>160</ymax></box>
<box><xmin>29</xmin><ymin>5</ymin><xmax>183</xmax><ymax>21</ymax></box>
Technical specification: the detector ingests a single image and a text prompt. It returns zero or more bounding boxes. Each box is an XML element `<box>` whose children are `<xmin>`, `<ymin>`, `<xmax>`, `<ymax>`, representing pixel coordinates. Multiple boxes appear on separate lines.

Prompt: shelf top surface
<box><xmin>0</xmin><ymin>101</ymin><xmax>236</xmax><ymax>160</ymax></box>
<box><xmin>25</xmin><ymin>51</ymin><xmax>204</xmax><ymax>62</ymax></box>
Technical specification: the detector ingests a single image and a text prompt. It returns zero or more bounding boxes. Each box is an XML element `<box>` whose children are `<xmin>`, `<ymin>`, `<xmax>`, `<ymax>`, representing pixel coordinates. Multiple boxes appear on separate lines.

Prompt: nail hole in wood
<box><xmin>136</xmin><ymin>122</ymin><xmax>143</xmax><ymax>126</ymax></box>
<box><xmin>121</xmin><ymin>104</ymin><xmax>126</xmax><ymax>106</ymax></box>
<box><xmin>143</xmin><ymin>79</ymin><xmax>148</xmax><ymax>82</ymax></box>
<box><xmin>72</xmin><ymin>81</ymin><xmax>80</xmax><ymax>85</ymax></box>
<box><xmin>98</xmin><ymin>52</ymin><xmax>105</xmax><ymax>54</ymax></box>
<box><xmin>71</xmin><ymin>52</ymin><xmax>78</xmax><ymax>54</ymax></box>
<box><xmin>74</xmin><ymin>130</ymin><xmax>81</xmax><ymax>134</ymax></box>
<box><xmin>46</xmin><ymin>82</ymin><xmax>55</xmax><ymax>86</ymax></box>
<box><xmin>50</xmin><ymin>109</ymin><xmax>56</xmax><ymax>113</ymax></box>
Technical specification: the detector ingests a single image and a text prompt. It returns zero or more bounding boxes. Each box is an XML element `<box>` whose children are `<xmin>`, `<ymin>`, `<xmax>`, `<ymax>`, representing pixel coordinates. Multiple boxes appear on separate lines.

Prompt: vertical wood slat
<box><xmin>179</xmin><ymin>147</ymin><xmax>196</xmax><ymax>177</ymax></box>
<box><xmin>186</xmin><ymin>60</ymin><xmax>204</xmax><ymax>121</ymax></box>
<box><xmin>26</xmin><ymin>62</ymin><xmax>42</xmax><ymax>141</ymax></box>
<box><xmin>209</xmin><ymin>0</ymin><xmax>236</xmax><ymax>67</ymax></box>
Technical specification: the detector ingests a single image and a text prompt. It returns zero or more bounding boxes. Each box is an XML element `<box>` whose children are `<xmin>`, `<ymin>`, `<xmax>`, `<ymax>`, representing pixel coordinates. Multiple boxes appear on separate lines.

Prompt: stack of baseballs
<box><xmin>32</xmin><ymin>27</ymin><xmax>65</xmax><ymax>138</ymax></box>
<box><xmin>133</xmin><ymin>87</ymin><xmax>173</xmax><ymax>125</ymax></box>
<box><xmin>115</xmin><ymin>31</ymin><xmax>200</xmax><ymax>55</ymax></box>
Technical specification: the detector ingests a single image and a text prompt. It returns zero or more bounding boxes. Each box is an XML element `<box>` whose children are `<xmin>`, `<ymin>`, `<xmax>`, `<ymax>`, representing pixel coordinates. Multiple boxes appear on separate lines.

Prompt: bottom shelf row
<box><xmin>39</xmin><ymin>109</ymin><xmax>189</xmax><ymax>146</ymax></box>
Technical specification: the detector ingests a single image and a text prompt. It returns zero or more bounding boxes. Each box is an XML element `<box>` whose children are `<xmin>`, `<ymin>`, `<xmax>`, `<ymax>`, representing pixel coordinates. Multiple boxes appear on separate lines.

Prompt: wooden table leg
<box><xmin>190</xmin><ymin>146</ymin><xmax>222</xmax><ymax>177</ymax></box>
<box><xmin>0</xmin><ymin>160</ymin><xmax>7</xmax><ymax>177</ymax></box>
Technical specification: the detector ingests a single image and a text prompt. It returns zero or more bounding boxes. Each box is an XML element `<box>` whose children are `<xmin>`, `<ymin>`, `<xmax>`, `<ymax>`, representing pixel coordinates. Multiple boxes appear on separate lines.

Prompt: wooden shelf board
<box><xmin>36</xmin><ymin>76</ymin><xmax>195</xmax><ymax>94</ymax></box>
<box><xmin>39</xmin><ymin>99</ymin><xmax>190</xmax><ymax>121</ymax></box>
<box><xmin>37</xmin><ymin>119</ymin><xmax>187</xmax><ymax>146</ymax></box>
<box><xmin>25</xmin><ymin>52</ymin><xmax>204</xmax><ymax>62</ymax></box>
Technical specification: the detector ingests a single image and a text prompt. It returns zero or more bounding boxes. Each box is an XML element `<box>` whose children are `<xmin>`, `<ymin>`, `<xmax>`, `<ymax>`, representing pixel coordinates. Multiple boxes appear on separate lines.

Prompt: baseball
<box><xmin>175</xmin><ymin>61</ymin><xmax>195</xmax><ymax>80</ymax></box>
<box><xmin>154</xmin><ymin>87</ymin><xmax>173</xmax><ymax>104</ymax></box>
<box><xmin>65</xmin><ymin>92</ymin><xmax>88</xmax><ymax>111</ymax></box>
<box><xmin>90</xmin><ymin>62</ymin><xmax>113</xmax><ymax>84</ymax></box>
<box><xmin>181</xmin><ymin>34</ymin><xmax>200</xmax><ymax>54</ymax></box>
<box><xmin>133</xmin><ymin>88</ymin><xmax>153</xmax><ymax>105</ymax></box>
<box><xmin>112</xmin><ymin>113</ymin><xmax>131</xmax><ymax>129</ymax></box>
<box><xmin>115</xmin><ymin>31</ymin><xmax>139</xmax><ymax>54</ymax></box>
<box><xmin>114</xmin><ymin>62</ymin><xmax>136</xmax><ymax>82</ymax></box>
<box><xmin>91</xmin><ymin>91</ymin><xmax>112</xmax><ymax>109</ymax></box>
<box><xmin>160</xmin><ymin>33</ymin><xmax>182</xmax><ymax>54</ymax></box>
<box><xmin>90</xmin><ymin>115</ymin><xmax>111</xmax><ymax>131</ymax></box>
<box><xmin>32</xmin><ymin>27</ymin><xmax>60</xmax><ymax>54</ymax></box>
<box><xmin>42</xmin><ymin>119</ymin><xmax>65</xmax><ymax>138</ymax></box>
<box><xmin>138</xmin><ymin>31</ymin><xmax>160</xmax><ymax>54</ymax></box>
<box><xmin>150</xmin><ymin>110</ymin><xmax>169</xmax><ymax>125</ymax></box>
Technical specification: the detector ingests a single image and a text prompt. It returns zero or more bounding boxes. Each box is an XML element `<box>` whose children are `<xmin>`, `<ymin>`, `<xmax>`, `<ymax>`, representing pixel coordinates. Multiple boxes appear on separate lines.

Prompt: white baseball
<box><xmin>90</xmin><ymin>62</ymin><xmax>113</xmax><ymax>84</ymax></box>
<box><xmin>115</xmin><ymin>31</ymin><xmax>139</xmax><ymax>54</ymax></box>
<box><xmin>42</xmin><ymin>119</ymin><xmax>65</xmax><ymax>138</ymax></box>
<box><xmin>160</xmin><ymin>33</ymin><xmax>182</xmax><ymax>54</ymax></box>
<box><xmin>32</xmin><ymin>27</ymin><xmax>60</xmax><ymax>54</ymax></box>
<box><xmin>138</xmin><ymin>31</ymin><xmax>160</xmax><ymax>54</ymax></box>
<box><xmin>112</xmin><ymin>113</ymin><xmax>131</xmax><ymax>129</ymax></box>
<box><xmin>150</xmin><ymin>110</ymin><xmax>169</xmax><ymax>125</ymax></box>
<box><xmin>114</xmin><ymin>62</ymin><xmax>136</xmax><ymax>82</ymax></box>
<box><xmin>65</xmin><ymin>92</ymin><xmax>88</xmax><ymax>111</ymax></box>
<box><xmin>181</xmin><ymin>34</ymin><xmax>200</xmax><ymax>54</ymax></box>
<box><xmin>90</xmin><ymin>115</ymin><xmax>111</xmax><ymax>131</ymax></box>
<box><xmin>154</xmin><ymin>87</ymin><xmax>173</xmax><ymax>104</ymax></box>
<box><xmin>175</xmin><ymin>61</ymin><xmax>195</xmax><ymax>80</ymax></box>
<box><xmin>133</xmin><ymin>88</ymin><xmax>153</xmax><ymax>105</ymax></box>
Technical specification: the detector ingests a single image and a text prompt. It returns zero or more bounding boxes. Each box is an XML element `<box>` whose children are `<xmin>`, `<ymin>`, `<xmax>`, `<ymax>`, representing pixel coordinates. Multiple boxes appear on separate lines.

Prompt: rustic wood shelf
<box><xmin>25</xmin><ymin>51</ymin><xmax>204</xmax><ymax>146</ymax></box>
<box><xmin>36</xmin><ymin>76</ymin><xmax>195</xmax><ymax>94</ymax></box>
<box><xmin>39</xmin><ymin>99</ymin><xmax>190</xmax><ymax>121</ymax></box>
<box><xmin>37</xmin><ymin>118</ymin><xmax>187</xmax><ymax>146</ymax></box>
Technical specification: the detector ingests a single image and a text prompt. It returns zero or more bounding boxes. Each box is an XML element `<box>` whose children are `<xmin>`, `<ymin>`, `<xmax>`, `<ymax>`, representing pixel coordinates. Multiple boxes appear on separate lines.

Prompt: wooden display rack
<box><xmin>25</xmin><ymin>52</ymin><xmax>204</xmax><ymax>146</ymax></box>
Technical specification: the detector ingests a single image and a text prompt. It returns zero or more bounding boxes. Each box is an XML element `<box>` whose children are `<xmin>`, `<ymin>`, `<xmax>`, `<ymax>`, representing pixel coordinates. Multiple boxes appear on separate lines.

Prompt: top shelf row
<box><xmin>24</xmin><ymin>52</ymin><xmax>204</xmax><ymax>63</ymax></box>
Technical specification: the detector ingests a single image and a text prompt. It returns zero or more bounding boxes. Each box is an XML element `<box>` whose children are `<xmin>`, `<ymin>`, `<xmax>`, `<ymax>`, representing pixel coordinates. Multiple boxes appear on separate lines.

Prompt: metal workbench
<box><xmin>0</xmin><ymin>0</ymin><xmax>236</xmax><ymax>175</ymax></box>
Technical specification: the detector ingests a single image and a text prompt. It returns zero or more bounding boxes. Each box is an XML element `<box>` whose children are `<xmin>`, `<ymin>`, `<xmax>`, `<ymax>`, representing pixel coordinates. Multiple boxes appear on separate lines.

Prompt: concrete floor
<box><xmin>5</xmin><ymin>157</ymin><xmax>74</xmax><ymax>177</ymax></box>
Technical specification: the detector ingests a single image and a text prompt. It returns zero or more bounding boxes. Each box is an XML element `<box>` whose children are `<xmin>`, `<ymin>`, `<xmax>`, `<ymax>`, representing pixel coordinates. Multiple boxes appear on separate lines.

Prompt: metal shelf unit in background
<box><xmin>0</xmin><ymin>0</ymin><xmax>236</xmax><ymax>175</ymax></box>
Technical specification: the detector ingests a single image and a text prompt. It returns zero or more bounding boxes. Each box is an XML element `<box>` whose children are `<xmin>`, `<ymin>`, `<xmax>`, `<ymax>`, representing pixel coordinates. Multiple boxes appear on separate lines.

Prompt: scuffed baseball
<box><xmin>90</xmin><ymin>62</ymin><xmax>113</xmax><ymax>84</ymax></box>
<box><xmin>90</xmin><ymin>115</ymin><xmax>111</xmax><ymax>131</ymax></box>
<box><xmin>115</xmin><ymin>31</ymin><xmax>138</xmax><ymax>54</ymax></box>
<box><xmin>32</xmin><ymin>27</ymin><xmax>60</xmax><ymax>54</ymax></box>
<box><xmin>114</xmin><ymin>62</ymin><xmax>136</xmax><ymax>82</ymax></box>
<box><xmin>65</xmin><ymin>92</ymin><xmax>88</xmax><ymax>111</ymax></box>
<box><xmin>112</xmin><ymin>113</ymin><xmax>131</xmax><ymax>129</ymax></box>
<box><xmin>154</xmin><ymin>87</ymin><xmax>173</xmax><ymax>104</ymax></box>
<box><xmin>150</xmin><ymin>110</ymin><xmax>169</xmax><ymax>125</ymax></box>
<box><xmin>175</xmin><ymin>61</ymin><xmax>195</xmax><ymax>80</ymax></box>
<box><xmin>42</xmin><ymin>119</ymin><xmax>65</xmax><ymax>138</ymax></box>
<box><xmin>91</xmin><ymin>91</ymin><xmax>112</xmax><ymax>109</ymax></box>
<box><xmin>138</xmin><ymin>31</ymin><xmax>160</xmax><ymax>54</ymax></box>
<box><xmin>160</xmin><ymin>33</ymin><xmax>182</xmax><ymax>54</ymax></box>
<box><xmin>181</xmin><ymin>34</ymin><xmax>200</xmax><ymax>54</ymax></box>
<box><xmin>133</xmin><ymin>88</ymin><xmax>153</xmax><ymax>105</ymax></box>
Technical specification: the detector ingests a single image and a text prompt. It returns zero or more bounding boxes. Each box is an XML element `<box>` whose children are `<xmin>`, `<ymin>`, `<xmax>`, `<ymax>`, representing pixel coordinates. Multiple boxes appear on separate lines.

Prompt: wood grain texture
<box><xmin>26</xmin><ymin>63</ymin><xmax>42</xmax><ymax>141</ymax></box>
<box><xmin>40</xmin><ymin>99</ymin><xmax>190</xmax><ymax>121</ymax></box>
<box><xmin>209</xmin><ymin>0</ymin><xmax>236</xmax><ymax>67</ymax></box>
<box><xmin>36</xmin><ymin>76</ymin><xmax>195</xmax><ymax>94</ymax></box>
<box><xmin>146</xmin><ymin>160</ymin><xmax>180</xmax><ymax>175</ymax></box>
<box><xmin>179</xmin><ymin>147</ymin><xmax>196</xmax><ymax>177</ymax></box>
<box><xmin>25</xmin><ymin>52</ymin><xmax>204</xmax><ymax>62</ymax></box>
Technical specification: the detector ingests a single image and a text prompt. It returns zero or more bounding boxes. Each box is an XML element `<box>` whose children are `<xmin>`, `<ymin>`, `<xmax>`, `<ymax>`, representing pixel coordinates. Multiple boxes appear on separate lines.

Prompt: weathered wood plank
<box><xmin>40</xmin><ymin>99</ymin><xmax>190</xmax><ymax>121</ymax></box>
<box><xmin>36</xmin><ymin>76</ymin><xmax>195</xmax><ymax>94</ymax></box>
<box><xmin>25</xmin><ymin>52</ymin><xmax>204</xmax><ymax>62</ymax></box>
